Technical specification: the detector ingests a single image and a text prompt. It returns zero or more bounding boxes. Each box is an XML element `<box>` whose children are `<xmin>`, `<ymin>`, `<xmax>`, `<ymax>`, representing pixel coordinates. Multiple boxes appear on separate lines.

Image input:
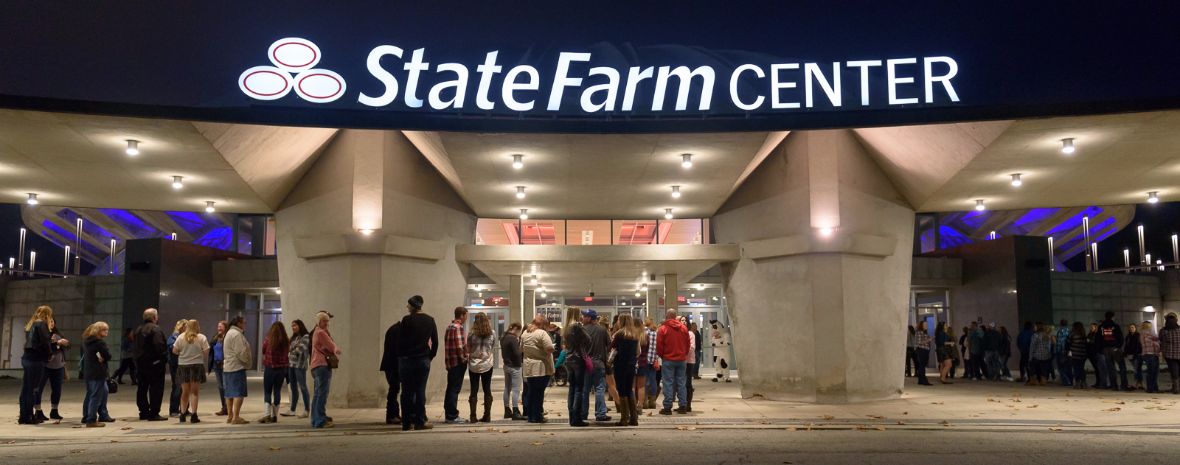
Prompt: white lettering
<box><xmin>770</xmin><ymin>63</ymin><xmax>800</xmax><ymax>109</ymax></box>
<box><xmin>729</xmin><ymin>64</ymin><xmax>765</xmax><ymax>111</ymax></box>
<box><xmin>923</xmin><ymin>56</ymin><xmax>959</xmax><ymax>103</ymax></box>
<box><xmin>653</xmin><ymin>66</ymin><xmax>715</xmax><ymax>111</ymax></box>
<box><xmin>580</xmin><ymin>66</ymin><xmax>620</xmax><ymax>112</ymax></box>
<box><xmin>621</xmin><ymin>67</ymin><xmax>654</xmax><ymax>111</ymax></box>
<box><xmin>548</xmin><ymin>52</ymin><xmax>591</xmax><ymax>111</ymax></box>
<box><xmin>886</xmin><ymin>58</ymin><xmax>919</xmax><ymax>105</ymax></box>
<box><xmin>502</xmin><ymin>65</ymin><xmax>540</xmax><ymax>112</ymax></box>
<box><xmin>475</xmin><ymin>51</ymin><xmax>503</xmax><ymax>110</ymax></box>
<box><xmin>403</xmin><ymin>48</ymin><xmax>429</xmax><ymax>108</ymax></box>
<box><xmin>358</xmin><ymin>45</ymin><xmax>404</xmax><ymax>107</ymax></box>
<box><xmin>428</xmin><ymin>63</ymin><xmax>468</xmax><ymax>109</ymax></box>
<box><xmin>845</xmin><ymin>60</ymin><xmax>881</xmax><ymax>106</ymax></box>
<box><xmin>804</xmin><ymin>62</ymin><xmax>841</xmax><ymax>108</ymax></box>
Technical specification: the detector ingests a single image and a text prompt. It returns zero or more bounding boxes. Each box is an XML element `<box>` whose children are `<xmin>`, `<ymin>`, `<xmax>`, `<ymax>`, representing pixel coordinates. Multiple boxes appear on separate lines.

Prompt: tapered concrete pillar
<box><xmin>663</xmin><ymin>274</ymin><xmax>678</xmax><ymax>313</ymax></box>
<box><xmin>714</xmin><ymin>129</ymin><xmax>914</xmax><ymax>403</ymax></box>
<box><xmin>508</xmin><ymin>275</ymin><xmax>524</xmax><ymax>326</ymax></box>
<box><xmin>275</xmin><ymin>129</ymin><xmax>475</xmax><ymax>407</ymax></box>
<box><xmin>646</xmin><ymin>287</ymin><xmax>662</xmax><ymax>321</ymax></box>
<box><xmin>523</xmin><ymin>289</ymin><xmax>536</xmax><ymax>322</ymax></box>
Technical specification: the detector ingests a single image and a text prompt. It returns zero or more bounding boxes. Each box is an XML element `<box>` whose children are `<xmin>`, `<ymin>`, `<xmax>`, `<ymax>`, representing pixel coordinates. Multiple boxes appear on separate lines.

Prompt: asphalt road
<box><xmin>2</xmin><ymin>428</ymin><xmax>1177</xmax><ymax>465</ymax></box>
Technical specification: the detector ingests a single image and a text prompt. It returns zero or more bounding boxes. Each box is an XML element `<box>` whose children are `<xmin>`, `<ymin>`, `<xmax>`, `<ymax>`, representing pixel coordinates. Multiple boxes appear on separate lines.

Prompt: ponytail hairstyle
<box><xmin>184</xmin><ymin>319</ymin><xmax>201</xmax><ymax>343</ymax></box>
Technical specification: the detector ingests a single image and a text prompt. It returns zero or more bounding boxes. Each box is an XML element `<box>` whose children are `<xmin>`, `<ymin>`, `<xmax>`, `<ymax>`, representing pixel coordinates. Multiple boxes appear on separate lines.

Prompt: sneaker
<box><xmin>99</xmin><ymin>418</ymin><xmax>116</xmax><ymax>423</ymax></box>
<box><xmin>298</xmin><ymin>411</ymin><xmax>309</xmax><ymax>419</ymax></box>
<box><xmin>595</xmin><ymin>415</ymin><xmax>612</xmax><ymax>422</ymax></box>
<box><xmin>675</xmin><ymin>407</ymin><xmax>688</xmax><ymax>414</ymax></box>
<box><xmin>444</xmin><ymin>418</ymin><xmax>465</xmax><ymax>424</ymax></box>
<box><xmin>279</xmin><ymin>410</ymin><xmax>296</xmax><ymax>417</ymax></box>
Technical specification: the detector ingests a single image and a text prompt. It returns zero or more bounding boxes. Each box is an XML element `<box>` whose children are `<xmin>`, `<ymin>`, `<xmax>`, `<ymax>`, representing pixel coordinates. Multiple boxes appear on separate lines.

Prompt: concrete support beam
<box><xmin>663</xmin><ymin>274</ymin><xmax>678</xmax><ymax>313</ymax></box>
<box><xmin>508</xmin><ymin>275</ymin><xmax>524</xmax><ymax>327</ymax></box>
<box><xmin>714</xmin><ymin>129</ymin><xmax>914</xmax><ymax>404</ymax></box>
<box><xmin>523</xmin><ymin>289</ymin><xmax>536</xmax><ymax>322</ymax></box>
<box><xmin>646</xmin><ymin>287</ymin><xmax>662</xmax><ymax>321</ymax></box>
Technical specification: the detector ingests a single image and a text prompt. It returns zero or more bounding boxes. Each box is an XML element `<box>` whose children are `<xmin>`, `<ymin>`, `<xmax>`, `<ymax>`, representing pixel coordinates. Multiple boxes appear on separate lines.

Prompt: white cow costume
<box><xmin>710</xmin><ymin>320</ymin><xmax>732</xmax><ymax>382</ymax></box>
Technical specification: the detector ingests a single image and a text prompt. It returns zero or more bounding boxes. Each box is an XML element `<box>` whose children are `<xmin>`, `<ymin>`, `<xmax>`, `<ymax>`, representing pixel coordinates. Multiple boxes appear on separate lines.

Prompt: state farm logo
<box><xmin>238</xmin><ymin>38</ymin><xmax>346</xmax><ymax>103</ymax></box>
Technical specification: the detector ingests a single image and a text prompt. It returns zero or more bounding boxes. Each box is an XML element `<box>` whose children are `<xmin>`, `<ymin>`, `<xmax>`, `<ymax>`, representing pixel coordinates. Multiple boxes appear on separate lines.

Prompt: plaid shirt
<box><xmin>288</xmin><ymin>334</ymin><xmax>310</xmax><ymax>369</ymax></box>
<box><xmin>262</xmin><ymin>339</ymin><xmax>289</xmax><ymax>369</ymax></box>
<box><xmin>915</xmin><ymin>331</ymin><xmax>932</xmax><ymax>350</ymax></box>
<box><xmin>1030</xmin><ymin>333</ymin><xmax>1053</xmax><ymax>361</ymax></box>
<box><xmin>1055</xmin><ymin>327</ymin><xmax>1071</xmax><ymax>354</ymax></box>
<box><xmin>639</xmin><ymin>329</ymin><xmax>659</xmax><ymax>367</ymax></box>
<box><xmin>1160</xmin><ymin>327</ymin><xmax>1180</xmax><ymax>359</ymax></box>
<box><xmin>444</xmin><ymin>320</ymin><xmax>468</xmax><ymax>369</ymax></box>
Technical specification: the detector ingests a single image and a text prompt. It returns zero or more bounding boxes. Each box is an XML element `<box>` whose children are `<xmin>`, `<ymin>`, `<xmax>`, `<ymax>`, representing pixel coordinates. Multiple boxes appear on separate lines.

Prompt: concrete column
<box><xmin>646</xmin><ymin>287</ymin><xmax>662</xmax><ymax>321</ymax></box>
<box><xmin>663</xmin><ymin>274</ymin><xmax>678</xmax><ymax>314</ymax></box>
<box><xmin>523</xmin><ymin>289</ymin><xmax>536</xmax><ymax>322</ymax></box>
<box><xmin>508</xmin><ymin>275</ymin><xmax>524</xmax><ymax>327</ymax></box>
<box><xmin>714</xmin><ymin>129</ymin><xmax>914</xmax><ymax>404</ymax></box>
<box><xmin>275</xmin><ymin>129</ymin><xmax>475</xmax><ymax>407</ymax></box>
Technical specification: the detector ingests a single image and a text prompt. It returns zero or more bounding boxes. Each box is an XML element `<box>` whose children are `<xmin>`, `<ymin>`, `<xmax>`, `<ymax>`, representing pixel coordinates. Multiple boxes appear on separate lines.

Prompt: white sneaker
<box><xmin>279</xmin><ymin>410</ymin><xmax>296</xmax><ymax>417</ymax></box>
<box><xmin>297</xmin><ymin>411</ymin><xmax>309</xmax><ymax>419</ymax></box>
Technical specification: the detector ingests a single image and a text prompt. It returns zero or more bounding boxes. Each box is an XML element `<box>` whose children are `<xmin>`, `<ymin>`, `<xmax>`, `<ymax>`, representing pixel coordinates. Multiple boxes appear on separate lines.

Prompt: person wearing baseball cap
<box><xmin>580</xmin><ymin>309</ymin><xmax>612</xmax><ymax>422</ymax></box>
<box><xmin>396</xmin><ymin>295</ymin><xmax>437</xmax><ymax>431</ymax></box>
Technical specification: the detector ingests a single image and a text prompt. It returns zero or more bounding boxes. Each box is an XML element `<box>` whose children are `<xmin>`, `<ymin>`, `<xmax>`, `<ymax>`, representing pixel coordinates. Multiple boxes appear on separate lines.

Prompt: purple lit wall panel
<box><xmin>99</xmin><ymin>209</ymin><xmax>158</xmax><ymax>237</ymax></box>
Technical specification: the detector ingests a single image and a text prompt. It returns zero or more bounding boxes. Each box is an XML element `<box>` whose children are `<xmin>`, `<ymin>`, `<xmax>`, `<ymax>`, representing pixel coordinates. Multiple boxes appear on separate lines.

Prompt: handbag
<box><xmin>107</xmin><ymin>378</ymin><xmax>118</xmax><ymax>394</ymax></box>
<box><xmin>325</xmin><ymin>351</ymin><xmax>339</xmax><ymax>369</ymax></box>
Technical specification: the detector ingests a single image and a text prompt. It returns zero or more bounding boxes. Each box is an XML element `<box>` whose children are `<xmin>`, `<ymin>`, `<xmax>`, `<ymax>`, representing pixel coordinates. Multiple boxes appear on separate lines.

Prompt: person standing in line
<box><xmin>982</xmin><ymin>324</ymin><xmax>1001</xmax><ymax>381</ymax></box>
<box><xmin>958</xmin><ymin>326</ymin><xmax>970</xmax><ymax>379</ymax></box>
<box><xmin>914</xmin><ymin>320</ymin><xmax>933</xmax><ymax>386</ymax></box>
<box><xmin>690</xmin><ymin>322</ymin><xmax>703</xmax><ymax>380</ymax></box>
<box><xmin>562</xmin><ymin>306</ymin><xmax>592</xmax><ymax>427</ymax></box>
<box><xmin>1140</xmin><ymin>321</ymin><xmax>1161</xmax><ymax>393</ymax></box>
<box><xmin>1159</xmin><ymin>313</ymin><xmax>1180</xmax><ymax>394</ymax></box>
<box><xmin>33</xmin><ymin>317</ymin><xmax>69</xmax><ymax>422</ymax></box>
<box><xmin>1054</xmin><ymin>319</ymin><xmax>1073</xmax><ymax>387</ymax></box>
<box><xmin>81</xmin><ymin>321</ymin><xmax>115</xmax><ymax>427</ymax></box>
<box><xmin>397</xmin><ymin>295</ymin><xmax>437</xmax><ymax>431</ymax></box>
<box><xmin>132</xmin><ymin>308</ymin><xmax>168</xmax><ymax>421</ymax></box>
<box><xmin>1027</xmin><ymin>324</ymin><xmax>1053</xmax><ymax>386</ymax></box>
<box><xmin>636</xmin><ymin>318</ymin><xmax>659</xmax><ymax>412</ymax></box>
<box><xmin>1067</xmin><ymin>322</ymin><xmax>1089</xmax><ymax>390</ymax></box>
<box><xmin>500</xmin><ymin>322</ymin><xmax>524</xmax><ymax>420</ymax></box>
<box><xmin>309</xmin><ymin>311</ymin><xmax>342</xmax><ymax>429</ymax></box>
<box><xmin>171</xmin><ymin>319</ymin><xmax>209</xmax><ymax>424</ymax></box>
<box><xmin>1016</xmin><ymin>321</ymin><xmax>1034</xmax><ymax>382</ymax></box>
<box><xmin>581</xmin><ymin>309</ymin><xmax>612</xmax><ymax>422</ymax></box>
<box><xmin>443</xmin><ymin>306</ymin><xmax>470</xmax><ymax>424</ymax></box>
<box><xmin>602</xmin><ymin>318</ymin><xmax>620</xmax><ymax>417</ymax></box>
<box><xmin>111</xmin><ymin>328</ymin><xmax>138</xmax><ymax>386</ymax></box>
<box><xmin>1124</xmin><ymin>323</ymin><xmax>1143</xmax><ymax>391</ymax></box>
<box><xmin>1098</xmin><ymin>311</ymin><xmax>1126</xmax><ymax>391</ymax></box>
<box><xmin>934</xmin><ymin>322</ymin><xmax>952</xmax><ymax>384</ymax></box>
<box><xmin>611</xmin><ymin>314</ymin><xmax>641</xmax><ymax>426</ymax></box>
<box><xmin>222</xmin><ymin>315</ymin><xmax>252</xmax><ymax>425</ymax></box>
<box><xmin>19</xmin><ymin>306</ymin><xmax>54</xmax><ymax>425</ymax></box>
<box><xmin>657</xmin><ymin>309</ymin><xmax>691</xmax><ymax>415</ymax></box>
<box><xmin>998</xmin><ymin>326</ymin><xmax>1013</xmax><ymax>381</ymax></box>
<box><xmin>166</xmin><ymin>319</ymin><xmax>187</xmax><ymax>417</ymax></box>
<box><xmin>258</xmin><ymin>321</ymin><xmax>289</xmax><ymax>424</ymax></box>
<box><xmin>905</xmin><ymin>325</ymin><xmax>917</xmax><ymax>377</ymax></box>
<box><xmin>682</xmin><ymin>317</ymin><xmax>697</xmax><ymax>412</ymax></box>
<box><xmin>1087</xmin><ymin>322</ymin><xmax>1108</xmax><ymax>389</ymax></box>
<box><xmin>282</xmin><ymin>320</ymin><xmax>311</xmax><ymax>419</ymax></box>
<box><xmin>208</xmin><ymin>321</ymin><xmax>228</xmax><ymax>416</ymax></box>
<box><xmin>521</xmin><ymin>316</ymin><xmax>554</xmax><ymax>424</ymax></box>
<box><xmin>379</xmin><ymin>318</ymin><xmax>403</xmax><ymax>425</ymax></box>
<box><xmin>466</xmin><ymin>313</ymin><xmax>495</xmax><ymax>423</ymax></box>
<box><xmin>969</xmin><ymin>322</ymin><xmax>985</xmax><ymax>380</ymax></box>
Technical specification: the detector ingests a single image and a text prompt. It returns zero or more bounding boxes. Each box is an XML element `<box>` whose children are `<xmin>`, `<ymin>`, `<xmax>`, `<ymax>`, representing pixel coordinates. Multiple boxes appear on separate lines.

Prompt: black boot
<box><xmin>480</xmin><ymin>397</ymin><xmax>492</xmax><ymax>423</ymax></box>
<box><xmin>49</xmin><ymin>409</ymin><xmax>62</xmax><ymax>420</ymax></box>
<box><xmin>504</xmin><ymin>407</ymin><xmax>514</xmax><ymax>419</ymax></box>
<box><xmin>469</xmin><ymin>399</ymin><xmax>478</xmax><ymax>423</ymax></box>
<box><xmin>34</xmin><ymin>410</ymin><xmax>48</xmax><ymax>422</ymax></box>
<box><xmin>511</xmin><ymin>407</ymin><xmax>525</xmax><ymax>421</ymax></box>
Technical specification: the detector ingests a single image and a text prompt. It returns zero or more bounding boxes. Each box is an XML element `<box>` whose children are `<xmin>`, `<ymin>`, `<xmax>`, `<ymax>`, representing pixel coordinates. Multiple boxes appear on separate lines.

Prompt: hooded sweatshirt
<box><xmin>656</xmin><ymin>318</ymin><xmax>690</xmax><ymax>362</ymax></box>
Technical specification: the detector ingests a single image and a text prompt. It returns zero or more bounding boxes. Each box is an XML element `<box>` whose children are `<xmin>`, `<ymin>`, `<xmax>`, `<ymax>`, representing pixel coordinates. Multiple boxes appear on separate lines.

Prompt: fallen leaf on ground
<box><xmin>269</xmin><ymin>447</ymin><xmax>280</xmax><ymax>451</ymax></box>
<box><xmin>821</xmin><ymin>415</ymin><xmax>835</xmax><ymax>420</ymax></box>
<box><xmin>120</xmin><ymin>427</ymin><xmax>133</xmax><ymax>430</ymax></box>
<box><xmin>1104</xmin><ymin>407</ymin><xmax>1121</xmax><ymax>412</ymax></box>
<box><xmin>866</xmin><ymin>415</ymin><xmax>883</xmax><ymax>420</ymax></box>
<box><xmin>531</xmin><ymin>442</ymin><xmax>544</xmax><ymax>446</ymax></box>
<box><xmin>896</xmin><ymin>421</ymin><xmax>906</xmax><ymax>425</ymax></box>
<box><xmin>1049</xmin><ymin>427</ymin><xmax>1063</xmax><ymax>431</ymax></box>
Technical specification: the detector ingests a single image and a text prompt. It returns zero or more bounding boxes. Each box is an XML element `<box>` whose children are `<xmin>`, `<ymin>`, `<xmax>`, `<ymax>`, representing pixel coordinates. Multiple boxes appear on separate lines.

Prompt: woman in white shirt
<box><xmin>171</xmin><ymin>320</ymin><xmax>210</xmax><ymax>424</ymax></box>
<box><xmin>466</xmin><ymin>313</ymin><xmax>496</xmax><ymax>423</ymax></box>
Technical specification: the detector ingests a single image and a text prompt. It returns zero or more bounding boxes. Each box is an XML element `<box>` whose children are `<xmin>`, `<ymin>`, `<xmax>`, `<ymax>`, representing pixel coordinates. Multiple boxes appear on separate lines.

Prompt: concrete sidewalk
<box><xmin>2</xmin><ymin>370</ymin><xmax>1179</xmax><ymax>444</ymax></box>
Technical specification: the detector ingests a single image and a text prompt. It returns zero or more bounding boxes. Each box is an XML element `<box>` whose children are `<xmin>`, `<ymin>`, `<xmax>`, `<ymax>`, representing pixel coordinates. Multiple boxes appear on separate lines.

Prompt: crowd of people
<box><xmin>907</xmin><ymin>311</ymin><xmax>1180</xmax><ymax>394</ymax></box>
<box><xmin>18</xmin><ymin>296</ymin><xmax>723</xmax><ymax>430</ymax></box>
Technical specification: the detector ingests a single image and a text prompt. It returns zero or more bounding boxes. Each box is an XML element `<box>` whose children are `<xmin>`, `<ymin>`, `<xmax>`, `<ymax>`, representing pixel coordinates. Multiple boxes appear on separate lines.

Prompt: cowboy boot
<box><xmin>480</xmin><ymin>396</ymin><xmax>492</xmax><ymax>423</ymax></box>
<box><xmin>469</xmin><ymin>399</ymin><xmax>479</xmax><ymax>423</ymax></box>
<box><xmin>613</xmin><ymin>399</ymin><xmax>629</xmax><ymax>427</ymax></box>
<box><xmin>627</xmin><ymin>398</ymin><xmax>639</xmax><ymax>426</ymax></box>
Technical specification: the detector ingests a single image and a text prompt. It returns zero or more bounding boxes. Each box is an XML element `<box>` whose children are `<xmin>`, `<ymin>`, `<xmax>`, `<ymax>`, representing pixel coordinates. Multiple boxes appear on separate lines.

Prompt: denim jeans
<box><xmin>383</xmin><ymin>368</ymin><xmax>401</xmax><ymax>420</ymax></box>
<box><xmin>19</xmin><ymin>357</ymin><xmax>46</xmax><ymax>421</ymax></box>
<box><xmin>288</xmin><ymin>367</ymin><xmax>309</xmax><ymax>412</ymax></box>
<box><xmin>984</xmin><ymin>351</ymin><xmax>1000</xmax><ymax>380</ymax></box>
<box><xmin>661</xmin><ymin>360</ymin><xmax>688</xmax><ymax>410</ymax></box>
<box><xmin>503</xmin><ymin>367</ymin><xmax>522</xmax><ymax>410</ymax></box>
<box><xmin>82</xmin><ymin>379</ymin><xmax>109</xmax><ymax>423</ymax></box>
<box><xmin>1144</xmin><ymin>356</ymin><xmax>1160</xmax><ymax>392</ymax></box>
<box><xmin>263</xmin><ymin>366</ymin><xmax>286</xmax><ymax>406</ymax></box>
<box><xmin>643</xmin><ymin>367</ymin><xmax>659</xmax><ymax>396</ymax></box>
<box><xmin>565</xmin><ymin>363</ymin><xmax>588</xmax><ymax>425</ymax></box>
<box><xmin>35</xmin><ymin>366</ymin><xmax>64</xmax><ymax>409</ymax></box>
<box><xmin>169</xmin><ymin>361</ymin><xmax>181</xmax><ymax>414</ymax></box>
<box><xmin>214</xmin><ymin>367</ymin><xmax>227</xmax><ymax>411</ymax></box>
<box><xmin>1102</xmin><ymin>348</ymin><xmax>1125</xmax><ymax>389</ymax></box>
<box><xmin>1131</xmin><ymin>355</ymin><xmax>1144</xmax><ymax>385</ymax></box>
<box><xmin>591</xmin><ymin>367</ymin><xmax>607</xmax><ymax>419</ymax></box>
<box><xmin>1071</xmin><ymin>358</ymin><xmax>1087</xmax><ymax>386</ymax></box>
<box><xmin>310</xmin><ymin>366</ymin><xmax>332</xmax><ymax>428</ymax></box>
<box><xmin>524</xmin><ymin>375</ymin><xmax>548</xmax><ymax>422</ymax></box>
<box><xmin>398</xmin><ymin>355</ymin><xmax>431</xmax><ymax>429</ymax></box>
<box><xmin>1090</xmin><ymin>353</ymin><xmax>1109</xmax><ymax>388</ymax></box>
<box><xmin>1056</xmin><ymin>353</ymin><xmax>1073</xmax><ymax>386</ymax></box>
<box><xmin>444</xmin><ymin>364</ymin><xmax>466</xmax><ymax>420</ymax></box>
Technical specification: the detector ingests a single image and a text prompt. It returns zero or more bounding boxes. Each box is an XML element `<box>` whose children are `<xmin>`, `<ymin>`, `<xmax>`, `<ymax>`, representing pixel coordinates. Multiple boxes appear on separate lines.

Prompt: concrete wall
<box><xmin>1050</xmin><ymin>272</ymin><xmax>1160</xmax><ymax>327</ymax></box>
<box><xmin>1</xmin><ymin>275</ymin><xmax>123</xmax><ymax>370</ymax></box>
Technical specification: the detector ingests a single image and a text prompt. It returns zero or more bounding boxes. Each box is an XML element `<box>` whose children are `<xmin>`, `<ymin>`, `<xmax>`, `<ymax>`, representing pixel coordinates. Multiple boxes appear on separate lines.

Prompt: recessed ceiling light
<box><xmin>519</xmin><ymin>208</ymin><xmax>529</xmax><ymax>220</ymax></box>
<box><xmin>1060</xmin><ymin>138</ymin><xmax>1075</xmax><ymax>155</ymax></box>
<box><xmin>26</xmin><ymin>193</ymin><xmax>38</xmax><ymax>205</ymax></box>
<box><xmin>664</xmin><ymin>208</ymin><xmax>674</xmax><ymax>220</ymax></box>
<box><xmin>818</xmin><ymin>227</ymin><xmax>834</xmax><ymax>237</ymax></box>
<box><xmin>205</xmin><ymin>201</ymin><xmax>216</xmax><ymax>213</ymax></box>
<box><xmin>635</xmin><ymin>291</ymin><xmax>641</xmax><ymax>297</ymax></box>
<box><xmin>125</xmin><ymin>139</ymin><xmax>140</xmax><ymax>156</ymax></box>
<box><xmin>974</xmin><ymin>199</ymin><xmax>986</xmax><ymax>211</ymax></box>
<box><xmin>171</xmin><ymin>176</ymin><xmax>184</xmax><ymax>190</ymax></box>
<box><xmin>1010</xmin><ymin>173</ymin><xmax>1022</xmax><ymax>187</ymax></box>
<box><xmin>512</xmin><ymin>154</ymin><xmax>524</xmax><ymax>170</ymax></box>
<box><xmin>671</xmin><ymin>185</ymin><xmax>681</xmax><ymax>198</ymax></box>
<box><xmin>681</xmin><ymin>153</ymin><xmax>693</xmax><ymax>169</ymax></box>
<box><xmin>358</xmin><ymin>228</ymin><xmax>375</xmax><ymax>235</ymax></box>
<box><xmin>1147</xmin><ymin>191</ymin><xmax>1160</xmax><ymax>204</ymax></box>
<box><xmin>516</xmin><ymin>186</ymin><xmax>526</xmax><ymax>199</ymax></box>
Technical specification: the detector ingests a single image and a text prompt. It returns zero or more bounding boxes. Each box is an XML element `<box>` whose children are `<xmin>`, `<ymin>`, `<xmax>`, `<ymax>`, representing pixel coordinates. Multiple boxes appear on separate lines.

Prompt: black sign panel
<box><xmin>0</xmin><ymin>1</ymin><xmax>1178</xmax><ymax>132</ymax></box>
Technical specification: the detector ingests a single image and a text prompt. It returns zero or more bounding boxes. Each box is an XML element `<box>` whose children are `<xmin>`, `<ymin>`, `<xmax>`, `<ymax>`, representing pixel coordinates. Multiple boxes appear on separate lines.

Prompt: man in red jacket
<box><xmin>656</xmin><ymin>309</ymin><xmax>690</xmax><ymax>415</ymax></box>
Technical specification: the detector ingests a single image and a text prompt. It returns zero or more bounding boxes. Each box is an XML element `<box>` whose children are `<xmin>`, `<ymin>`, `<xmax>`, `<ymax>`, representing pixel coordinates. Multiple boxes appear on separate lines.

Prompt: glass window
<box><xmin>566</xmin><ymin>220</ymin><xmax>611</xmax><ymax>245</ymax></box>
<box><xmin>613</xmin><ymin>220</ymin><xmax>658</xmax><ymax>245</ymax></box>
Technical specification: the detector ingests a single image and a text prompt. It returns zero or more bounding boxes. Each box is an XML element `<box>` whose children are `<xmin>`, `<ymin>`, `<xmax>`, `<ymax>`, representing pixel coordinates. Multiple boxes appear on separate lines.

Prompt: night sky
<box><xmin>1065</xmin><ymin>202</ymin><xmax>1180</xmax><ymax>271</ymax></box>
<box><xmin>0</xmin><ymin>203</ymin><xmax>94</xmax><ymax>275</ymax></box>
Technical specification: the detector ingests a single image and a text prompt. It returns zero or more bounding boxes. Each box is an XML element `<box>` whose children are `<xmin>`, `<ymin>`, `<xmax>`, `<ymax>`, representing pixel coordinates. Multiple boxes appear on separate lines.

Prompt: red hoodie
<box><xmin>656</xmin><ymin>318</ymin><xmax>690</xmax><ymax>362</ymax></box>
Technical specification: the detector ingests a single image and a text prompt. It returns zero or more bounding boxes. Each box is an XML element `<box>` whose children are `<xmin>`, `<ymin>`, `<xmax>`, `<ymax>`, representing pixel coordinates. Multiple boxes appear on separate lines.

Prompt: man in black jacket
<box><xmin>1099</xmin><ymin>312</ymin><xmax>1126</xmax><ymax>391</ymax></box>
<box><xmin>396</xmin><ymin>295</ymin><xmax>438</xmax><ymax>431</ymax></box>
<box><xmin>380</xmin><ymin>320</ymin><xmax>402</xmax><ymax>425</ymax></box>
<box><xmin>132</xmin><ymin>308</ymin><xmax>168</xmax><ymax>421</ymax></box>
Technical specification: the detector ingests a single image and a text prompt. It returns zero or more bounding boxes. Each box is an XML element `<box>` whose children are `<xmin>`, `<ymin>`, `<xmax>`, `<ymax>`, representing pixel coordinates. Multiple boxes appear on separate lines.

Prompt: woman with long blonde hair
<box><xmin>19</xmin><ymin>306</ymin><xmax>54</xmax><ymax>425</ymax></box>
<box><xmin>81</xmin><ymin>321</ymin><xmax>114</xmax><ymax>427</ymax></box>
<box><xmin>466</xmin><ymin>313</ymin><xmax>495</xmax><ymax>422</ymax></box>
<box><xmin>172</xmin><ymin>319</ymin><xmax>209</xmax><ymax>423</ymax></box>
